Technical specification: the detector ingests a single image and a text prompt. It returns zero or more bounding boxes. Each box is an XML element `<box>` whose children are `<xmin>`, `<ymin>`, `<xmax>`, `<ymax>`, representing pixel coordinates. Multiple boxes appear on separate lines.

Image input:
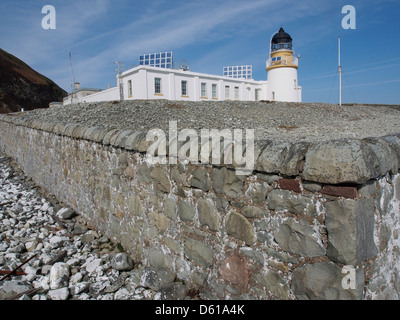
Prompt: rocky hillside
<box><xmin>0</xmin><ymin>48</ymin><xmax>67</xmax><ymax>114</ymax></box>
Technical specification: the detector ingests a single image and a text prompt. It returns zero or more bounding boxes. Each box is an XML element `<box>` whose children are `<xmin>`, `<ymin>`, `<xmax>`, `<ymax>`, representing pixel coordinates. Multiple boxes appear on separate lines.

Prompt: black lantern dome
<box><xmin>271</xmin><ymin>27</ymin><xmax>293</xmax><ymax>51</ymax></box>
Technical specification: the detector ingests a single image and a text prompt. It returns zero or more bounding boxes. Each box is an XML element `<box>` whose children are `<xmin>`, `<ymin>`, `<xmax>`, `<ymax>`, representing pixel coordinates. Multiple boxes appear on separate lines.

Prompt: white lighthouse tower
<box><xmin>266</xmin><ymin>27</ymin><xmax>302</xmax><ymax>102</ymax></box>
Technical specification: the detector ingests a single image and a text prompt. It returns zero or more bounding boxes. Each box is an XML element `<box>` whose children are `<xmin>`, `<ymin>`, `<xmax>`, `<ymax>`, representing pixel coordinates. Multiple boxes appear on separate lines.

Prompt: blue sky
<box><xmin>1</xmin><ymin>0</ymin><xmax>399</xmax><ymax>104</ymax></box>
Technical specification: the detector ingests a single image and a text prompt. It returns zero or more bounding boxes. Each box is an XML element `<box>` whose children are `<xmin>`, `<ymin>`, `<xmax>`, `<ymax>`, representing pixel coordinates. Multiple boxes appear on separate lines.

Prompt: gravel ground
<box><xmin>12</xmin><ymin>100</ymin><xmax>400</xmax><ymax>142</ymax></box>
<box><xmin>0</xmin><ymin>155</ymin><xmax>191</xmax><ymax>300</ymax></box>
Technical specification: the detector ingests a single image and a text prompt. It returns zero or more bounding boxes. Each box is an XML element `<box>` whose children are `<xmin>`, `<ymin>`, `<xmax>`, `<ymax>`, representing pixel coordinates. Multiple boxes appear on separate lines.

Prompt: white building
<box><xmin>62</xmin><ymin>82</ymin><xmax>105</xmax><ymax>105</ymax></box>
<box><xmin>63</xmin><ymin>27</ymin><xmax>301</xmax><ymax>105</ymax></box>
<box><xmin>118</xmin><ymin>65</ymin><xmax>268</xmax><ymax>102</ymax></box>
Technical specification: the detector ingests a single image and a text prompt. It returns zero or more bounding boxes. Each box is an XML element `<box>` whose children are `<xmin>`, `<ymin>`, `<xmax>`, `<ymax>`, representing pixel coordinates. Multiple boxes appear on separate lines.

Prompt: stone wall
<box><xmin>0</xmin><ymin>114</ymin><xmax>400</xmax><ymax>299</ymax></box>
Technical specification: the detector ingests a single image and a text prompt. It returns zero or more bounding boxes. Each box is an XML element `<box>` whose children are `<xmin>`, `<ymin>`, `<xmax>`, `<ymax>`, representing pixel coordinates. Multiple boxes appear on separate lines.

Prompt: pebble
<box><xmin>47</xmin><ymin>287</ymin><xmax>69</xmax><ymax>300</ymax></box>
<box><xmin>0</xmin><ymin>156</ymin><xmax>190</xmax><ymax>300</ymax></box>
<box><xmin>56</xmin><ymin>207</ymin><xmax>75</xmax><ymax>219</ymax></box>
<box><xmin>49</xmin><ymin>263</ymin><xmax>70</xmax><ymax>289</ymax></box>
<box><xmin>111</xmin><ymin>252</ymin><xmax>134</xmax><ymax>271</ymax></box>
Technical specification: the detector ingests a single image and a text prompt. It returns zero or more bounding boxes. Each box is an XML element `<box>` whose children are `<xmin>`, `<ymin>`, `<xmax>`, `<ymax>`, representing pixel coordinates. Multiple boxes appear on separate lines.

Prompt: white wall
<box><xmin>146</xmin><ymin>69</ymin><xmax>170</xmax><ymax>100</ymax></box>
<box><xmin>63</xmin><ymin>90</ymin><xmax>97</xmax><ymax>105</ymax></box>
<box><xmin>120</xmin><ymin>66</ymin><xmax>266</xmax><ymax>102</ymax></box>
<box><xmin>63</xmin><ymin>88</ymin><xmax>119</xmax><ymax>105</ymax></box>
<box><xmin>82</xmin><ymin>87</ymin><xmax>119</xmax><ymax>103</ymax></box>
<box><xmin>267</xmin><ymin>67</ymin><xmax>300</xmax><ymax>102</ymax></box>
<box><xmin>123</xmin><ymin>69</ymin><xmax>147</xmax><ymax>100</ymax></box>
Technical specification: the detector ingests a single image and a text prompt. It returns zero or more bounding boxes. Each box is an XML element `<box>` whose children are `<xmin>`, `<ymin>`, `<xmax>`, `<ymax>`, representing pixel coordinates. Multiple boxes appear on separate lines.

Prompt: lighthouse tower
<box><xmin>266</xmin><ymin>27</ymin><xmax>302</xmax><ymax>102</ymax></box>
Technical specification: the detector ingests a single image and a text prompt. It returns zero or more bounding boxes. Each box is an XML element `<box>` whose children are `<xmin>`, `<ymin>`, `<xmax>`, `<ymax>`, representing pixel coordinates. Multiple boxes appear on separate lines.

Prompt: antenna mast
<box><xmin>338</xmin><ymin>36</ymin><xmax>342</xmax><ymax>106</ymax></box>
<box><xmin>69</xmin><ymin>51</ymin><xmax>76</xmax><ymax>104</ymax></box>
<box><xmin>114</xmin><ymin>61</ymin><xmax>125</xmax><ymax>101</ymax></box>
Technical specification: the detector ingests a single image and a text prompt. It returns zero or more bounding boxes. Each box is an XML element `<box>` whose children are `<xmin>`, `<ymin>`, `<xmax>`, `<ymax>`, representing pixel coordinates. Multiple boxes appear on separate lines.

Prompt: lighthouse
<box><xmin>266</xmin><ymin>27</ymin><xmax>302</xmax><ymax>102</ymax></box>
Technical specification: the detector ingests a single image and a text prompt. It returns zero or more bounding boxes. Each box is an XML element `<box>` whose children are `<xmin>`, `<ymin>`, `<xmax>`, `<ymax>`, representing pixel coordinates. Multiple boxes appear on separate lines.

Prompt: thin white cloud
<box><xmin>89</xmin><ymin>0</ymin><xmax>278</xmax><ymax>56</ymax></box>
<box><xmin>306</xmin><ymin>79</ymin><xmax>400</xmax><ymax>94</ymax></box>
<box><xmin>67</xmin><ymin>0</ymin><xmax>333</xmax><ymax>86</ymax></box>
<box><xmin>0</xmin><ymin>0</ymin><xmax>352</xmax><ymax>92</ymax></box>
<box><xmin>1</xmin><ymin>0</ymin><xmax>111</xmax><ymax>63</ymax></box>
<box><xmin>302</xmin><ymin>60</ymin><xmax>400</xmax><ymax>81</ymax></box>
<box><xmin>55</xmin><ymin>0</ymin><xmax>291</xmax><ymax>87</ymax></box>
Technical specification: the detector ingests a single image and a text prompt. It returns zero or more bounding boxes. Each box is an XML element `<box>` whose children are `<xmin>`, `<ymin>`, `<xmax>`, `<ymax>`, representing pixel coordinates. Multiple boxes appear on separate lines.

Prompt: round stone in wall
<box><xmin>111</xmin><ymin>252</ymin><xmax>134</xmax><ymax>271</ymax></box>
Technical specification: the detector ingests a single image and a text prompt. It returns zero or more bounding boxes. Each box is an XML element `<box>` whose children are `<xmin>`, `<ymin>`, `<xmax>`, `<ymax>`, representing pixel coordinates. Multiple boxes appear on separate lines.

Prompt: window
<box><xmin>154</xmin><ymin>77</ymin><xmax>161</xmax><ymax>94</ymax></box>
<box><xmin>128</xmin><ymin>80</ymin><xmax>132</xmax><ymax>97</ymax></box>
<box><xmin>225</xmin><ymin>86</ymin><xmax>230</xmax><ymax>99</ymax></box>
<box><xmin>255</xmin><ymin>89</ymin><xmax>260</xmax><ymax>101</ymax></box>
<box><xmin>201</xmin><ymin>82</ymin><xmax>207</xmax><ymax>98</ymax></box>
<box><xmin>234</xmin><ymin>87</ymin><xmax>239</xmax><ymax>100</ymax></box>
<box><xmin>181</xmin><ymin>80</ymin><xmax>187</xmax><ymax>96</ymax></box>
<box><xmin>212</xmin><ymin>84</ymin><xmax>217</xmax><ymax>99</ymax></box>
